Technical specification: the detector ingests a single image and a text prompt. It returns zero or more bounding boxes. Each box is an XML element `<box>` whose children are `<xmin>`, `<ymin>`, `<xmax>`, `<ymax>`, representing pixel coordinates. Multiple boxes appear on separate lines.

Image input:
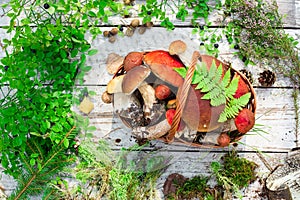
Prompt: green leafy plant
<box><xmin>8</xmin><ymin>126</ymin><xmax>77</xmax><ymax>200</ymax></box>
<box><xmin>175</xmin><ymin>60</ymin><xmax>251</xmax><ymax>122</ymax></box>
<box><xmin>211</xmin><ymin>151</ymin><xmax>257</xmax><ymax>199</ymax></box>
<box><xmin>45</xmin><ymin>139</ymin><xmax>169</xmax><ymax>200</ymax></box>
<box><xmin>167</xmin><ymin>151</ymin><xmax>257</xmax><ymax>200</ymax></box>
<box><xmin>0</xmin><ymin>0</ymin><xmax>126</xmax><ymax>198</ymax></box>
<box><xmin>139</xmin><ymin>0</ymin><xmax>211</xmax><ymax>30</ymax></box>
<box><xmin>223</xmin><ymin>0</ymin><xmax>300</xmax><ymax>82</ymax></box>
<box><xmin>176</xmin><ymin>176</ymin><xmax>212</xmax><ymax>199</ymax></box>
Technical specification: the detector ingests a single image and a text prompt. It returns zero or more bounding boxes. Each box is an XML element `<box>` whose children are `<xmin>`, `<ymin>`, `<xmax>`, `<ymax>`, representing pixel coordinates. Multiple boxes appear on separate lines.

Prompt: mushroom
<box><xmin>113</xmin><ymin>92</ymin><xmax>143</xmax><ymax>128</ymax></box>
<box><xmin>132</xmin><ymin>117</ymin><xmax>171</xmax><ymax>140</ymax></box>
<box><xmin>143</xmin><ymin>50</ymin><xmax>185</xmax><ymax>87</ymax></box>
<box><xmin>106</xmin><ymin>53</ymin><xmax>124</xmax><ymax>74</ymax></box>
<box><xmin>234</xmin><ymin>108</ymin><xmax>255</xmax><ymax>134</ymax></box>
<box><xmin>106</xmin><ymin>74</ymin><xmax>125</xmax><ymax>94</ymax></box>
<box><xmin>123</xmin><ymin>51</ymin><xmax>144</xmax><ymax>72</ymax></box>
<box><xmin>182</xmin><ymin>84</ymin><xmax>225</xmax><ymax>132</ymax></box>
<box><xmin>101</xmin><ymin>91</ymin><xmax>112</xmax><ymax>103</ymax></box>
<box><xmin>169</xmin><ymin>40</ymin><xmax>187</xmax><ymax>55</ymax></box>
<box><xmin>121</xmin><ymin>65</ymin><xmax>156</xmax><ymax>118</ymax></box>
<box><xmin>155</xmin><ymin>84</ymin><xmax>171</xmax><ymax>100</ymax></box>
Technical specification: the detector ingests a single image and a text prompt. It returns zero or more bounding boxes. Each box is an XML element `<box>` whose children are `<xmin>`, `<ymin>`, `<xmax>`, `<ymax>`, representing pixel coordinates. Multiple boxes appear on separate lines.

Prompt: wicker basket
<box><xmin>111</xmin><ymin>50</ymin><xmax>256</xmax><ymax>148</ymax></box>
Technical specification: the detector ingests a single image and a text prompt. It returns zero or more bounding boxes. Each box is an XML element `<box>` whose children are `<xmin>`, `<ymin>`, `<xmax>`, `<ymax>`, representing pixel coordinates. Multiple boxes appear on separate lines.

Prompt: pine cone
<box><xmin>239</xmin><ymin>69</ymin><xmax>254</xmax><ymax>84</ymax></box>
<box><xmin>258</xmin><ymin>70</ymin><xmax>276</xmax><ymax>87</ymax></box>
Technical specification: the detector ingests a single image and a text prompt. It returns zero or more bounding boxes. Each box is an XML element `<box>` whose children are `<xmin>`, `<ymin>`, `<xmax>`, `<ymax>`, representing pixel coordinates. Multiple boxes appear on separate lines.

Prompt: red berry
<box><xmin>234</xmin><ymin>108</ymin><xmax>255</xmax><ymax>134</ymax></box>
<box><xmin>217</xmin><ymin>133</ymin><xmax>231</xmax><ymax>147</ymax></box>
<box><xmin>165</xmin><ymin>109</ymin><xmax>185</xmax><ymax>131</ymax></box>
<box><xmin>155</xmin><ymin>84</ymin><xmax>171</xmax><ymax>100</ymax></box>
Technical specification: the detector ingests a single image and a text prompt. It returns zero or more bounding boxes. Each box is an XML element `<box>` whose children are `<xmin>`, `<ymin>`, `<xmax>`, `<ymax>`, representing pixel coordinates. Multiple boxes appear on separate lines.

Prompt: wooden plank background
<box><xmin>0</xmin><ymin>0</ymin><xmax>299</xmax><ymax>199</ymax></box>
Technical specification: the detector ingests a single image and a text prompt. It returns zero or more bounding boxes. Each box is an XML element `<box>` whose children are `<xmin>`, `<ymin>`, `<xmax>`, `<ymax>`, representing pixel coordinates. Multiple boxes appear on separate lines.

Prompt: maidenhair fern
<box><xmin>175</xmin><ymin>60</ymin><xmax>251</xmax><ymax>122</ymax></box>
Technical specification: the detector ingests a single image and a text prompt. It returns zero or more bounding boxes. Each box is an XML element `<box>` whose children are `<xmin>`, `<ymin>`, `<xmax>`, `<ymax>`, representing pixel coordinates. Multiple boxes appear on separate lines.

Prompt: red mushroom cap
<box><xmin>143</xmin><ymin>50</ymin><xmax>185</xmax><ymax>87</ymax></box>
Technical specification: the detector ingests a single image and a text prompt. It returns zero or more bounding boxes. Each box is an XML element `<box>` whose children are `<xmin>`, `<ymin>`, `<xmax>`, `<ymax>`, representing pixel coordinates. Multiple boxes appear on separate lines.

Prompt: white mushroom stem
<box><xmin>133</xmin><ymin>119</ymin><xmax>171</xmax><ymax>140</ymax></box>
<box><xmin>137</xmin><ymin>82</ymin><xmax>156</xmax><ymax>118</ymax></box>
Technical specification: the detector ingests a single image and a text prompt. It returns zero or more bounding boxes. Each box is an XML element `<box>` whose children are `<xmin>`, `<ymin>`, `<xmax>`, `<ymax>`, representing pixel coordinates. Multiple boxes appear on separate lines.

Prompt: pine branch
<box><xmin>9</xmin><ymin>126</ymin><xmax>76</xmax><ymax>200</ymax></box>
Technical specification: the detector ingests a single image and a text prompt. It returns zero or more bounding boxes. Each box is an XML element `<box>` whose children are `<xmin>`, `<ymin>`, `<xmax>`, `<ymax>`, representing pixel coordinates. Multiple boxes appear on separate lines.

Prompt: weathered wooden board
<box><xmin>1</xmin><ymin>0</ymin><xmax>300</xmax><ymax>199</ymax></box>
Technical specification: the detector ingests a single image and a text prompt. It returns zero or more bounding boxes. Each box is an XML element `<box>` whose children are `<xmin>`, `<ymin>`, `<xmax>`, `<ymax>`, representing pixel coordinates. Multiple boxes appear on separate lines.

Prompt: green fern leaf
<box><xmin>218</xmin><ymin>92</ymin><xmax>251</xmax><ymax>122</ymax></box>
<box><xmin>174</xmin><ymin>59</ymin><xmax>251</xmax><ymax>122</ymax></box>
<box><xmin>225</xmin><ymin>75</ymin><xmax>239</xmax><ymax>99</ymax></box>
<box><xmin>222</xmin><ymin>69</ymin><xmax>231</xmax><ymax>88</ymax></box>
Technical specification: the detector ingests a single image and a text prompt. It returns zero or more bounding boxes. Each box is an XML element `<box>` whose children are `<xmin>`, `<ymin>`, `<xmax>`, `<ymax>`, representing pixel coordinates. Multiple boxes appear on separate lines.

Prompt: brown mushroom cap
<box><xmin>169</xmin><ymin>40</ymin><xmax>187</xmax><ymax>55</ymax></box>
<box><xmin>122</xmin><ymin>65</ymin><xmax>151</xmax><ymax>94</ymax></box>
<box><xmin>143</xmin><ymin>50</ymin><xmax>185</xmax><ymax>87</ymax></box>
<box><xmin>123</xmin><ymin>52</ymin><xmax>144</xmax><ymax>72</ymax></box>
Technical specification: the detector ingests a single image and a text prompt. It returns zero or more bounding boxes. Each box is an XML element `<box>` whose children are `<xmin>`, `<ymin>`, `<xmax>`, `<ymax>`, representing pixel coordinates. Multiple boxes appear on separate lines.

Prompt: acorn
<box><xmin>103</xmin><ymin>30</ymin><xmax>110</xmax><ymax>37</ymax></box>
<box><xmin>110</xmin><ymin>28</ymin><xmax>119</xmax><ymax>35</ymax></box>
<box><xmin>130</xmin><ymin>19</ymin><xmax>140</xmax><ymax>28</ymax></box>
<box><xmin>145</xmin><ymin>21</ymin><xmax>154</xmax><ymax>28</ymax></box>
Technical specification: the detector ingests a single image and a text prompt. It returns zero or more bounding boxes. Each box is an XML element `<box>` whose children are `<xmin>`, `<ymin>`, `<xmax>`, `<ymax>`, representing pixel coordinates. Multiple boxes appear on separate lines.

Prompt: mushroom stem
<box><xmin>137</xmin><ymin>82</ymin><xmax>156</xmax><ymax>118</ymax></box>
<box><xmin>133</xmin><ymin>119</ymin><xmax>171</xmax><ymax>140</ymax></box>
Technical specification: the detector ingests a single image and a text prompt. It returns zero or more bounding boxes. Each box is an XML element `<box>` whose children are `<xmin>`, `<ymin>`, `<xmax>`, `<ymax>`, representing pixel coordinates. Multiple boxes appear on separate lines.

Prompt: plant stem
<box><xmin>292</xmin><ymin>88</ymin><xmax>299</xmax><ymax>148</ymax></box>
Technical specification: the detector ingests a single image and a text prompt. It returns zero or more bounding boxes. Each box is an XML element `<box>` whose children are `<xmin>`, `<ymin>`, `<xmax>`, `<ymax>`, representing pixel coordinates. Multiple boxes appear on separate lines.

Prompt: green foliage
<box><xmin>223</xmin><ymin>0</ymin><xmax>300</xmax><ymax>85</ymax></box>
<box><xmin>0</xmin><ymin>0</ymin><xmax>118</xmax><ymax>198</ymax></box>
<box><xmin>45</xmin><ymin>140</ymin><xmax>169</xmax><ymax>200</ymax></box>
<box><xmin>169</xmin><ymin>151</ymin><xmax>257</xmax><ymax>200</ymax></box>
<box><xmin>175</xmin><ymin>60</ymin><xmax>250</xmax><ymax>122</ymax></box>
<box><xmin>139</xmin><ymin>0</ymin><xmax>211</xmax><ymax>30</ymax></box>
<box><xmin>8</xmin><ymin>127</ymin><xmax>77</xmax><ymax>200</ymax></box>
<box><xmin>176</xmin><ymin>176</ymin><xmax>211</xmax><ymax>199</ymax></box>
<box><xmin>211</xmin><ymin>151</ymin><xmax>257</xmax><ymax>199</ymax></box>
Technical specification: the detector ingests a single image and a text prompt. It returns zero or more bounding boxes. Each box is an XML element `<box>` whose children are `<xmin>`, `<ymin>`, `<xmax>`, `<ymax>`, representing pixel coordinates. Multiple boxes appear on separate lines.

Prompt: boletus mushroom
<box><xmin>121</xmin><ymin>65</ymin><xmax>156</xmax><ymax>118</ymax></box>
<box><xmin>143</xmin><ymin>50</ymin><xmax>185</xmax><ymax>87</ymax></box>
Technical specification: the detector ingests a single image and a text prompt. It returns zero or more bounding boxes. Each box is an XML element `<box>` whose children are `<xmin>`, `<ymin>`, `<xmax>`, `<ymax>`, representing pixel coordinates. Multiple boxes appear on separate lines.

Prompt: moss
<box><xmin>220</xmin><ymin>152</ymin><xmax>257</xmax><ymax>188</ymax></box>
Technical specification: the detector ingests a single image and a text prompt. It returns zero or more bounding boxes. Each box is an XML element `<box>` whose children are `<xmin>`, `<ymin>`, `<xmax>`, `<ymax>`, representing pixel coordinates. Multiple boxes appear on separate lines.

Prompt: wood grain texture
<box><xmin>0</xmin><ymin>0</ymin><xmax>300</xmax><ymax>199</ymax></box>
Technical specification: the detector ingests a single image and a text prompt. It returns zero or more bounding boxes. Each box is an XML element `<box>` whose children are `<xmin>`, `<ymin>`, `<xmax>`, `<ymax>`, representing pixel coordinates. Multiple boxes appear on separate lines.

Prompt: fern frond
<box><xmin>174</xmin><ymin>60</ymin><xmax>252</xmax><ymax>122</ymax></box>
<box><xmin>225</xmin><ymin>75</ymin><xmax>239</xmax><ymax>99</ymax></box>
<box><xmin>218</xmin><ymin>93</ymin><xmax>251</xmax><ymax>122</ymax></box>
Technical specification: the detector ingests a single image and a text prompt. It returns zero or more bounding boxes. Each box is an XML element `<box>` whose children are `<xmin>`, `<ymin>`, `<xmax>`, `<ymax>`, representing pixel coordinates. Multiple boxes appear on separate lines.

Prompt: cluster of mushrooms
<box><xmin>102</xmin><ymin>40</ymin><xmax>256</xmax><ymax>147</ymax></box>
